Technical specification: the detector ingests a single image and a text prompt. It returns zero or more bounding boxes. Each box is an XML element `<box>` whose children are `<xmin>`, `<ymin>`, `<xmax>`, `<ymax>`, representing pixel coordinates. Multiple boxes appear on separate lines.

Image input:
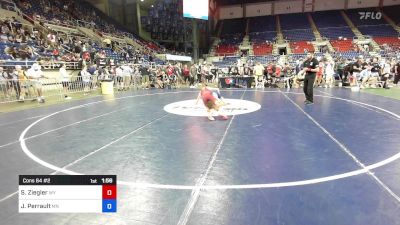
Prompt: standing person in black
<box><xmin>140</xmin><ymin>65</ymin><xmax>150</xmax><ymax>89</ymax></box>
<box><xmin>302</xmin><ymin>52</ymin><xmax>319</xmax><ymax>105</ymax></box>
<box><xmin>395</xmin><ymin>60</ymin><xmax>400</xmax><ymax>86</ymax></box>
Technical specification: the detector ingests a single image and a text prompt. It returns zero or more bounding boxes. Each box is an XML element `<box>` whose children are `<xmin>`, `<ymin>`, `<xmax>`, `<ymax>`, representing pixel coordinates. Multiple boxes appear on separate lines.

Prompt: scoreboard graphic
<box><xmin>19</xmin><ymin>175</ymin><xmax>117</xmax><ymax>213</ymax></box>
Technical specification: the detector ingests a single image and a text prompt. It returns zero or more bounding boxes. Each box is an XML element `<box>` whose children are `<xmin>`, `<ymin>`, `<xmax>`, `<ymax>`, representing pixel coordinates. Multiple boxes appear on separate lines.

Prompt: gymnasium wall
<box><xmin>314</xmin><ymin>0</ymin><xmax>346</xmax><ymax>11</ymax></box>
<box><xmin>274</xmin><ymin>0</ymin><xmax>303</xmax><ymax>14</ymax></box>
<box><xmin>218</xmin><ymin>0</ymin><xmax>396</xmax><ymax>18</ymax></box>
<box><xmin>382</xmin><ymin>0</ymin><xmax>400</xmax><ymax>6</ymax></box>
<box><xmin>304</xmin><ymin>0</ymin><xmax>313</xmax><ymax>12</ymax></box>
<box><xmin>245</xmin><ymin>3</ymin><xmax>272</xmax><ymax>17</ymax></box>
<box><xmin>347</xmin><ymin>0</ymin><xmax>380</xmax><ymax>9</ymax></box>
<box><xmin>220</xmin><ymin>5</ymin><xmax>244</xmax><ymax>19</ymax></box>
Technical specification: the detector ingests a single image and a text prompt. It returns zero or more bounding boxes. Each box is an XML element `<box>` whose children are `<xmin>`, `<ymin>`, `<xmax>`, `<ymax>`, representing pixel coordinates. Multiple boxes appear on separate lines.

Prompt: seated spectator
<box><xmin>18</xmin><ymin>44</ymin><xmax>33</xmax><ymax>60</ymax></box>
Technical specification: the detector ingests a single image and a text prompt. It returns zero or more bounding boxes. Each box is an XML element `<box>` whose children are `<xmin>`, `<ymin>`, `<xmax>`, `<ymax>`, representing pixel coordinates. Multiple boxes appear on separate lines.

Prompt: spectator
<box><xmin>27</xmin><ymin>63</ymin><xmax>47</xmax><ymax>103</ymax></box>
<box><xmin>59</xmin><ymin>64</ymin><xmax>71</xmax><ymax>100</ymax></box>
<box><xmin>395</xmin><ymin>60</ymin><xmax>400</xmax><ymax>86</ymax></box>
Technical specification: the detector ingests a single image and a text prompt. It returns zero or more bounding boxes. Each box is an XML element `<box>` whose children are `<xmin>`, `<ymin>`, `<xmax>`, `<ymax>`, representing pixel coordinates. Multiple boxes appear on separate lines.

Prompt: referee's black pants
<box><xmin>303</xmin><ymin>74</ymin><xmax>316</xmax><ymax>103</ymax></box>
<box><xmin>394</xmin><ymin>74</ymin><xmax>400</xmax><ymax>84</ymax></box>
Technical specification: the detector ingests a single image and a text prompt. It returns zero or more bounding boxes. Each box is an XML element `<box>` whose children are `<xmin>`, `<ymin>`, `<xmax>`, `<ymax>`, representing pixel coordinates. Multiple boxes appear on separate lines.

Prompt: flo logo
<box><xmin>163</xmin><ymin>99</ymin><xmax>261</xmax><ymax>116</ymax></box>
<box><xmin>359</xmin><ymin>12</ymin><xmax>382</xmax><ymax>20</ymax></box>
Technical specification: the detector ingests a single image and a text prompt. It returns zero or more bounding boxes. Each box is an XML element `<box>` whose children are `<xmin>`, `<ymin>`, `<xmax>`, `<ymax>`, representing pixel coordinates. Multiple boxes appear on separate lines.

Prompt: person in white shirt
<box><xmin>324</xmin><ymin>59</ymin><xmax>335</xmax><ymax>88</ymax></box>
<box><xmin>27</xmin><ymin>63</ymin><xmax>47</xmax><ymax>103</ymax></box>
<box><xmin>380</xmin><ymin>59</ymin><xmax>391</xmax><ymax>89</ymax></box>
<box><xmin>254</xmin><ymin>62</ymin><xmax>264</xmax><ymax>88</ymax></box>
<box><xmin>59</xmin><ymin>64</ymin><xmax>71</xmax><ymax>99</ymax></box>
<box><xmin>81</xmin><ymin>66</ymin><xmax>92</xmax><ymax>95</ymax></box>
<box><xmin>115</xmin><ymin>66</ymin><xmax>123</xmax><ymax>91</ymax></box>
<box><xmin>0</xmin><ymin>67</ymin><xmax>9</xmax><ymax>99</ymax></box>
<box><xmin>122</xmin><ymin>65</ymin><xmax>132</xmax><ymax>91</ymax></box>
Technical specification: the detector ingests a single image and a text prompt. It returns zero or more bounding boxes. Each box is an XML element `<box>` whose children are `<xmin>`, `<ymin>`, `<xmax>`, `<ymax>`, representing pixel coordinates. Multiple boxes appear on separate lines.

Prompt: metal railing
<box><xmin>0</xmin><ymin>61</ymin><xmax>80</xmax><ymax>70</ymax></box>
<box><xmin>0</xmin><ymin>72</ymin><xmax>145</xmax><ymax>104</ymax></box>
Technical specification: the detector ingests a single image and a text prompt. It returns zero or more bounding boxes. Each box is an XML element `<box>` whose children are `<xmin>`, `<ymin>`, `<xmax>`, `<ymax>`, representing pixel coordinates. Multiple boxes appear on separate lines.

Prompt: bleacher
<box><xmin>253</xmin><ymin>43</ymin><xmax>273</xmax><ymax>55</ymax></box>
<box><xmin>213</xmin><ymin>56</ymin><xmax>240</xmax><ymax>67</ymax></box>
<box><xmin>217</xmin><ymin>18</ymin><xmax>245</xmax><ymax>56</ymax></box>
<box><xmin>221</xmin><ymin>18</ymin><xmax>246</xmax><ymax>35</ymax></box>
<box><xmin>312</xmin><ymin>10</ymin><xmax>355</xmax><ymax>39</ymax></box>
<box><xmin>219</xmin><ymin>34</ymin><xmax>244</xmax><ymax>45</ymax></box>
<box><xmin>282</xmin><ymin>29</ymin><xmax>315</xmax><ymax>41</ymax></box>
<box><xmin>357</xmin><ymin>24</ymin><xmax>398</xmax><ymax>37</ymax></box>
<box><xmin>280</xmin><ymin>13</ymin><xmax>311</xmax><ymax>30</ymax></box>
<box><xmin>319</xmin><ymin>26</ymin><xmax>355</xmax><ymax>39</ymax></box>
<box><xmin>249</xmin><ymin>16</ymin><xmax>276</xmax><ymax>33</ymax></box>
<box><xmin>346</xmin><ymin>8</ymin><xmax>388</xmax><ymax>26</ymax></box>
<box><xmin>344</xmin><ymin>8</ymin><xmax>398</xmax><ymax>39</ymax></box>
<box><xmin>249</xmin><ymin>55</ymin><xmax>279</xmax><ymax>64</ymax></box>
<box><xmin>141</xmin><ymin>0</ymin><xmax>188</xmax><ymax>42</ymax></box>
<box><xmin>0</xmin><ymin>42</ymin><xmax>14</xmax><ymax>60</ymax></box>
<box><xmin>374</xmin><ymin>37</ymin><xmax>400</xmax><ymax>49</ymax></box>
<box><xmin>249</xmin><ymin>31</ymin><xmax>276</xmax><ymax>43</ymax></box>
<box><xmin>332</xmin><ymin>51</ymin><xmax>368</xmax><ymax>59</ymax></box>
<box><xmin>215</xmin><ymin>44</ymin><xmax>238</xmax><ymax>56</ymax></box>
<box><xmin>16</xmin><ymin>0</ymin><xmax>162</xmax><ymax>59</ymax></box>
<box><xmin>288</xmin><ymin>52</ymin><xmax>324</xmax><ymax>61</ymax></box>
<box><xmin>280</xmin><ymin>13</ymin><xmax>315</xmax><ymax>41</ymax></box>
<box><xmin>7</xmin><ymin>0</ymin><xmax>399</xmax><ymax>67</ymax></box>
<box><xmin>383</xmin><ymin>5</ymin><xmax>400</xmax><ymax>25</ymax></box>
<box><xmin>19</xmin><ymin>0</ymin><xmax>69</xmax><ymax>22</ymax></box>
<box><xmin>312</xmin><ymin>11</ymin><xmax>348</xmax><ymax>28</ymax></box>
<box><xmin>290</xmin><ymin>41</ymin><xmax>314</xmax><ymax>54</ymax></box>
<box><xmin>330</xmin><ymin>39</ymin><xmax>355</xmax><ymax>52</ymax></box>
<box><xmin>248</xmin><ymin>15</ymin><xmax>276</xmax><ymax>43</ymax></box>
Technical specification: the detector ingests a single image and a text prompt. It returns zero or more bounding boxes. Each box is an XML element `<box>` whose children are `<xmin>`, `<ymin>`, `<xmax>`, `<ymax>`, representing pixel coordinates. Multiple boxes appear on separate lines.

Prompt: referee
<box><xmin>302</xmin><ymin>52</ymin><xmax>319</xmax><ymax>105</ymax></box>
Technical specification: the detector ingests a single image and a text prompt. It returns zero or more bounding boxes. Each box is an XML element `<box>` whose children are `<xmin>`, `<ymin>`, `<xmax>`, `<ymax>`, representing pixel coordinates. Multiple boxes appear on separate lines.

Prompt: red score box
<box><xmin>102</xmin><ymin>185</ymin><xmax>117</xmax><ymax>199</ymax></box>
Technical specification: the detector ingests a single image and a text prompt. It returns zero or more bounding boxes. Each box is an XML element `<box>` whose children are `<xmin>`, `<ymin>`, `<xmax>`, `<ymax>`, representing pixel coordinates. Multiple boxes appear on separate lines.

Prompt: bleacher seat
<box><xmin>374</xmin><ymin>37</ymin><xmax>400</xmax><ymax>49</ymax></box>
<box><xmin>312</xmin><ymin>11</ymin><xmax>348</xmax><ymax>28</ymax></box>
<box><xmin>249</xmin><ymin>31</ymin><xmax>276</xmax><ymax>43</ymax></box>
<box><xmin>249</xmin><ymin>55</ymin><xmax>279</xmax><ymax>64</ymax></box>
<box><xmin>383</xmin><ymin>6</ymin><xmax>400</xmax><ymax>25</ymax></box>
<box><xmin>280</xmin><ymin>13</ymin><xmax>311</xmax><ymax>30</ymax></box>
<box><xmin>346</xmin><ymin>9</ymin><xmax>388</xmax><ymax>26</ymax></box>
<box><xmin>282</xmin><ymin>29</ymin><xmax>315</xmax><ymax>41</ymax></box>
<box><xmin>357</xmin><ymin>24</ymin><xmax>398</xmax><ymax>37</ymax></box>
<box><xmin>221</xmin><ymin>18</ymin><xmax>246</xmax><ymax>35</ymax></box>
<box><xmin>330</xmin><ymin>39</ymin><xmax>355</xmax><ymax>52</ymax></box>
<box><xmin>215</xmin><ymin>45</ymin><xmax>238</xmax><ymax>56</ymax></box>
<box><xmin>332</xmin><ymin>51</ymin><xmax>367</xmax><ymax>59</ymax></box>
<box><xmin>248</xmin><ymin>15</ymin><xmax>277</xmax><ymax>44</ymax></box>
<box><xmin>253</xmin><ymin>43</ymin><xmax>273</xmax><ymax>55</ymax></box>
<box><xmin>290</xmin><ymin>41</ymin><xmax>314</xmax><ymax>54</ymax></box>
<box><xmin>319</xmin><ymin>27</ymin><xmax>355</xmax><ymax>39</ymax></box>
<box><xmin>249</xmin><ymin>16</ymin><xmax>276</xmax><ymax>33</ymax></box>
<box><xmin>213</xmin><ymin>56</ymin><xmax>240</xmax><ymax>67</ymax></box>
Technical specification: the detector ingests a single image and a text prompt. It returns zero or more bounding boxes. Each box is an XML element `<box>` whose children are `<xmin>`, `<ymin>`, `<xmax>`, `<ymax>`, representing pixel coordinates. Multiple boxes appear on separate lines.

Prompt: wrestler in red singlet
<box><xmin>196</xmin><ymin>86</ymin><xmax>228</xmax><ymax>121</ymax></box>
<box><xmin>200</xmin><ymin>87</ymin><xmax>217</xmax><ymax>109</ymax></box>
